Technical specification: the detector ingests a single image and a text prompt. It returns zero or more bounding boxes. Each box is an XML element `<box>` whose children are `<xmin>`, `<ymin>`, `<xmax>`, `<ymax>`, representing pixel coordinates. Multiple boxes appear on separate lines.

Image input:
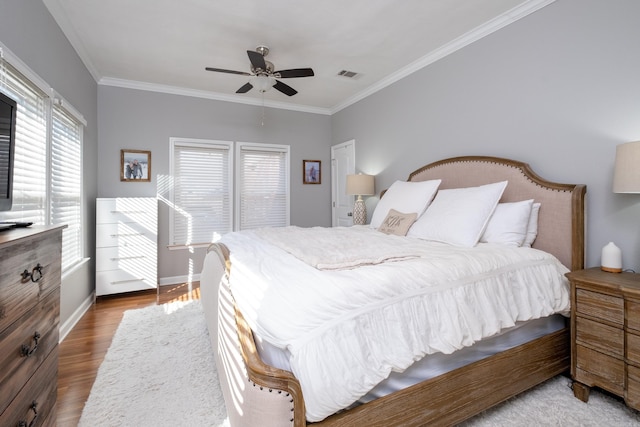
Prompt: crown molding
<box><xmin>99</xmin><ymin>77</ymin><xmax>332</xmax><ymax>115</ymax></box>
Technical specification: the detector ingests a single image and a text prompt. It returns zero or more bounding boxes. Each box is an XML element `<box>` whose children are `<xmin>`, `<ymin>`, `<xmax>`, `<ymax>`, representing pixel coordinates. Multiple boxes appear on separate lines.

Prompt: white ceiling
<box><xmin>43</xmin><ymin>0</ymin><xmax>552</xmax><ymax>114</ymax></box>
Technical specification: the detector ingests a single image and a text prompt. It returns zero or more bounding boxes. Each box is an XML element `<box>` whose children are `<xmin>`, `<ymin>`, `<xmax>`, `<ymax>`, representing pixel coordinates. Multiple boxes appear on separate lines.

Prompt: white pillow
<box><xmin>407</xmin><ymin>181</ymin><xmax>508</xmax><ymax>247</ymax></box>
<box><xmin>522</xmin><ymin>202</ymin><xmax>541</xmax><ymax>247</ymax></box>
<box><xmin>480</xmin><ymin>199</ymin><xmax>534</xmax><ymax>246</ymax></box>
<box><xmin>369</xmin><ymin>179</ymin><xmax>441</xmax><ymax>228</ymax></box>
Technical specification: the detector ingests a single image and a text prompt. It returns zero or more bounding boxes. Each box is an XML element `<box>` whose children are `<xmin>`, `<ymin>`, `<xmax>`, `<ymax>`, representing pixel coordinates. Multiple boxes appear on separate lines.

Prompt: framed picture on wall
<box><xmin>303</xmin><ymin>160</ymin><xmax>321</xmax><ymax>184</ymax></box>
<box><xmin>121</xmin><ymin>149</ymin><xmax>151</xmax><ymax>182</ymax></box>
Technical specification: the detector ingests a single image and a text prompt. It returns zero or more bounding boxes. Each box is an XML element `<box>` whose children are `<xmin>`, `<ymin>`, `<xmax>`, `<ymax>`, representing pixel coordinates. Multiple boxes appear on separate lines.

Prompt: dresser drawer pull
<box><xmin>20</xmin><ymin>263</ymin><xmax>43</xmax><ymax>283</ymax></box>
<box><xmin>109</xmin><ymin>232</ymin><xmax>144</xmax><ymax>238</ymax></box>
<box><xmin>20</xmin><ymin>332</ymin><xmax>41</xmax><ymax>357</ymax></box>
<box><xmin>18</xmin><ymin>400</ymin><xmax>38</xmax><ymax>427</ymax></box>
<box><xmin>110</xmin><ymin>278</ymin><xmax>145</xmax><ymax>285</ymax></box>
<box><xmin>109</xmin><ymin>255</ymin><xmax>146</xmax><ymax>261</ymax></box>
<box><xmin>110</xmin><ymin>210</ymin><xmax>147</xmax><ymax>214</ymax></box>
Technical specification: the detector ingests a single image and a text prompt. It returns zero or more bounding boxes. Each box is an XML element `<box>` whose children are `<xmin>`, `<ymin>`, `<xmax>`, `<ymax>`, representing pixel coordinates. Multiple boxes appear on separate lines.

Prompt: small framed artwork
<box><xmin>303</xmin><ymin>160</ymin><xmax>321</xmax><ymax>184</ymax></box>
<box><xmin>121</xmin><ymin>149</ymin><xmax>151</xmax><ymax>182</ymax></box>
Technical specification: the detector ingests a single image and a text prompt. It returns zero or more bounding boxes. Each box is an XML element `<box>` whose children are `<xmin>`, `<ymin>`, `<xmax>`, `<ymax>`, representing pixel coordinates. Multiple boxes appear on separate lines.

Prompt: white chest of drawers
<box><xmin>95</xmin><ymin>197</ymin><xmax>157</xmax><ymax>296</ymax></box>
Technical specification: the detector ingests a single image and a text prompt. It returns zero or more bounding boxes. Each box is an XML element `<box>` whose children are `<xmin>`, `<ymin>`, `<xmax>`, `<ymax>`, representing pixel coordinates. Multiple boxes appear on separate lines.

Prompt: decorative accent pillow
<box><xmin>479</xmin><ymin>199</ymin><xmax>534</xmax><ymax>246</ymax></box>
<box><xmin>407</xmin><ymin>181</ymin><xmax>508</xmax><ymax>247</ymax></box>
<box><xmin>369</xmin><ymin>179</ymin><xmax>441</xmax><ymax>229</ymax></box>
<box><xmin>377</xmin><ymin>209</ymin><xmax>418</xmax><ymax>236</ymax></box>
<box><xmin>522</xmin><ymin>202</ymin><xmax>541</xmax><ymax>247</ymax></box>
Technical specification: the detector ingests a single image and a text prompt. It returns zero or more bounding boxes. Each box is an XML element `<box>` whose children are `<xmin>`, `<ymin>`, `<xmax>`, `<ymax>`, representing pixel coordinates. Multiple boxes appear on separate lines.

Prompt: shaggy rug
<box><xmin>80</xmin><ymin>300</ymin><xmax>640</xmax><ymax>426</ymax></box>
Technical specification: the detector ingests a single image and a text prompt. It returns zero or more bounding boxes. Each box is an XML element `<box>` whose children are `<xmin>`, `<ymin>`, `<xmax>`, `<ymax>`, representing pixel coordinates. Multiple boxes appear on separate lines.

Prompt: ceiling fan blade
<box><xmin>275</xmin><ymin>68</ymin><xmax>315</xmax><ymax>78</ymax></box>
<box><xmin>205</xmin><ymin>67</ymin><xmax>251</xmax><ymax>76</ymax></box>
<box><xmin>247</xmin><ymin>50</ymin><xmax>267</xmax><ymax>71</ymax></box>
<box><xmin>236</xmin><ymin>82</ymin><xmax>253</xmax><ymax>93</ymax></box>
<box><xmin>273</xmin><ymin>80</ymin><xmax>297</xmax><ymax>96</ymax></box>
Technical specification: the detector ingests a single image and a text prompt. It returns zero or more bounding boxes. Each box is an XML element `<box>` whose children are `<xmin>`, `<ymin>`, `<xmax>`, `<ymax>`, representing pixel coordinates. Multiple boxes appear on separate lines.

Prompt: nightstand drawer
<box><xmin>576</xmin><ymin>316</ymin><xmax>623</xmax><ymax>357</ymax></box>
<box><xmin>575</xmin><ymin>344</ymin><xmax>624</xmax><ymax>394</ymax></box>
<box><xmin>627</xmin><ymin>333</ymin><xmax>640</xmax><ymax>365</ymax></box>
<box><xmin>627</xmin><ymin>300</ymin><xmax>640</xmax><ymax>333</ymax></box>
<box><xmin>576</xmin><ymin>289</ymin><xmax>623</xmax><ymax>325</ymax></box>
<box><xmin>627</xmin><ymin>365</ymin><xmax>640</xmax><ymax>410</ymax></box>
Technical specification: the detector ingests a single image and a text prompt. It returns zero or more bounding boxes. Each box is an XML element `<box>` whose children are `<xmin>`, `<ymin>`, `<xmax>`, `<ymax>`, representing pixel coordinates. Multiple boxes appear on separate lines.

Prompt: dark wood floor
<box><xmin>56</xmin><ymin>282</ymin><xmax>201</xmax><ymax>427</ymax></box>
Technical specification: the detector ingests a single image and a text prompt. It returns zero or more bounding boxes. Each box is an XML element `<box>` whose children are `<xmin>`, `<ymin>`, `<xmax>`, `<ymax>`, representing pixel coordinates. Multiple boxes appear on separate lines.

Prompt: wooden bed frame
<box><xmin>200</xmin><ymin>156</ymin><xmax>586</xmax><ymax>427</ymax></box>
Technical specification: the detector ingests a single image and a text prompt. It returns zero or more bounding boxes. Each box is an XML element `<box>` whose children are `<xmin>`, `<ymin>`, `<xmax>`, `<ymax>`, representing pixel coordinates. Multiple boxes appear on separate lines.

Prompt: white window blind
<box><xmin>170</xmin><ymin>139</ymin><xmax>233</xmax><ymax>246</ymax></box>
<box><xmin>0</xmin><ymin>61</ymin><xmax>47</xmax><ymax>224</ymax></box>
<box><xmin>51</xmin><ymin>103</ymin><xmax>83</xmax><ymax>270</ymax></box>
<box><xmin>237</xmin><ymin>143</ymin><xmax>290</xmax><ymax>230</ymax></box>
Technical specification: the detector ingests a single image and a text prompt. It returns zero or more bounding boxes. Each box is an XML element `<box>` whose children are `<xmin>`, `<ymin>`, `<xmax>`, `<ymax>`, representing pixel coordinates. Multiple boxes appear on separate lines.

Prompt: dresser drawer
<box><xmin>96</xmin><ymin>197</ymin><xmax>157</xmax><ymax>226</ymax></box>
<box><xmin>96</xmin><ymin>222</ymin><xmax>157</xmax><ymax>249</ymax></box>
<box><xmin>0</xmin><ymin>349</ymin><xmax>57</xmax><ymax>427</ymax></box>
<box><xmin>575</xmin><ymin>316</ymin><xmax>623</xmax><ymax>358</ymax></box>
<box><xmin>96</xmin><ymin>269</ymin><xmax>157</xmax><ymax>296</ymax></box>
<box><xmin>0</xmin><ymin>288</ymin><xmax>59</xmax><ymax>415</ymax></box>
<box><xmin>96</xmin><ymin>246</ymin><xmax>157</xmax><ymax>272</ymax></box>
<box><xmin>575</xmin><ymin>289</ymin><xmax>623</xmax><ymax>325</ymax></box>
<box><xmin>0</xmin><ymin>232</ymin><xmax>62</xmax><ymax>333</ymax></box>
<box><xmin>575</xmin><ymin>344</ymin><xmax>624</xmax><ymax>395</ymax></box>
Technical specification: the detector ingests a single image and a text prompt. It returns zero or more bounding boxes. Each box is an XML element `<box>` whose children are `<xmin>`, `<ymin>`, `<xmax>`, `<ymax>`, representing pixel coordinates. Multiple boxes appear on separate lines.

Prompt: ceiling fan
<box><xmin>205</xmin><ymin>46</ymin><xmax>314</xmax><ymax>96</ymax></box>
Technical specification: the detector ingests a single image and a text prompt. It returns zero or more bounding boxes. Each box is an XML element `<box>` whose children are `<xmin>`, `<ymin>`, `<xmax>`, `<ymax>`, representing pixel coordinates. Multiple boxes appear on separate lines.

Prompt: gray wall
<box><xmin>332</xmin><ymin>0</ymin><xmax>640</xmax><ymax>272</ymax></box>
<box><xmin>98</xmin><ymin>86</ymin><xmax>331</xmax><ymax>280</ymax></box>
<box><xmin>0</xmin><ymin>1</ymin><xmax>98</xmax><ymax>326</ymax></box>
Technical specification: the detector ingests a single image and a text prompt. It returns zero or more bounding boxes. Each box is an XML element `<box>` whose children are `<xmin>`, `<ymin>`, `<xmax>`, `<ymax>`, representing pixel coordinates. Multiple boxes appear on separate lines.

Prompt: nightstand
<box><xmin>566</xmin><ymin>267</ymin><xmax>640</xmax><ymax>410</ymax></box>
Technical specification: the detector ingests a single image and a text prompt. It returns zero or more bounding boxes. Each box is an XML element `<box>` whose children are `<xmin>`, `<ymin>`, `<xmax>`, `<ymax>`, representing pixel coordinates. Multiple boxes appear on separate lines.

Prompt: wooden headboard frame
<box><xmin>403</xmin><ymin>156</ymin><xmax>586</xmax><ymax>271</ymax></box>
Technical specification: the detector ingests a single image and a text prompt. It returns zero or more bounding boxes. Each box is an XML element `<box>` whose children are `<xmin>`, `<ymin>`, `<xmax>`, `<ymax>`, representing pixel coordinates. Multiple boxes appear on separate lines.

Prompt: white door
<box><xmin>331</xmin><ymin>140</ymin><xmax>355</xmax><ymax>227</ymax></box>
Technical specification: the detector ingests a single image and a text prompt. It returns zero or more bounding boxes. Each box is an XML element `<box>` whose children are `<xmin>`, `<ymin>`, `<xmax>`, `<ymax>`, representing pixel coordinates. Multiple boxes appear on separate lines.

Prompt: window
<box><xmin>236</xmin><ymin>142</ymin><xmax>290</xmax><ymax>230</ymax></box>
<box><xmin>0</xmin><ymin>44</ymin><xmax>85</xmax><ymax>271</ymax></box>
<box><xmin>169</xmin><ymin>138</ymin><xmax>233</xmax><ymax>246</ymax></box>
<box><xmin>0</xmin><ymin>60</ymin><xmax>48</xmax><ymax>224</ymax></box>
<box><xmin>169</xmin><ymin>139</ymin><xmax>290</xmax><ymax>247</ymax></box>
<box><xmin>51</xmin><ymin>103</ymin><xmax>84</xmax><ymax>270</ymax></box>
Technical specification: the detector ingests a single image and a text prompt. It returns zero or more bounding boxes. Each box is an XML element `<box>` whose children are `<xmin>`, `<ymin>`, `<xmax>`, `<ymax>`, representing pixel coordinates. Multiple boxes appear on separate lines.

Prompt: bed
<box><xmin>200</xmin><ymin>155</ymin><xmax>586</xmax><ymax>427</ymax></box>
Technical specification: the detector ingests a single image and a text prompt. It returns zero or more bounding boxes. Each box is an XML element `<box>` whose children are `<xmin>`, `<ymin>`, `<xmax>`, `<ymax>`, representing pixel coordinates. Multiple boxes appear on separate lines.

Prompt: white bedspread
<box><xmin>253</xmin><ymin>226</ymin><xmax>419</xmax><ymax>269</ymax></box>
<box><xmin>220</xmin><ymin>226</ymin><xmax>570</xmax><ymax>422</ymax></box>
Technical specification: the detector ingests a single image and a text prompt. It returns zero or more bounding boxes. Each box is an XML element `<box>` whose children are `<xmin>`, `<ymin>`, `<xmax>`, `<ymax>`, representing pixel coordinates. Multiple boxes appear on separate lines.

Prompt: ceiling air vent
<box><xmin>337</xmin><ymin>70</ymin><xmax>359</xmax><ymax>79</ymax></box>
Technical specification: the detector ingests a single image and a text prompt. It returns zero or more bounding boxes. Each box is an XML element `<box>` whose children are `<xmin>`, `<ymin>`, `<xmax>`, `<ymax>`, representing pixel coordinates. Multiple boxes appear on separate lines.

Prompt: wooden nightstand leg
<box><xmin>572</xmin><ymin>381</ymin><xmax>591</xmax><ymax>402</ymax></box>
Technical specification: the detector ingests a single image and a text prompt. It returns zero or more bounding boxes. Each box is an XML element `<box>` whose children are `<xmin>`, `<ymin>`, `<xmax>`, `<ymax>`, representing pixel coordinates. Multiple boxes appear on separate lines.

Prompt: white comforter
<box><xmin>220</xmin><ymin>226</ymin><xmax>570</xmax><ymax>422</ymax></box>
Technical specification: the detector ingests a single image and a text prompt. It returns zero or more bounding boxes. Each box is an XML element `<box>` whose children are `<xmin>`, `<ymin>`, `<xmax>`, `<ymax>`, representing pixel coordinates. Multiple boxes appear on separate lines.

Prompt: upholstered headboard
<box><xmin>405</xmin><ymin>156</ymin><xmax>586</xmax><ymax>271</ymax></box>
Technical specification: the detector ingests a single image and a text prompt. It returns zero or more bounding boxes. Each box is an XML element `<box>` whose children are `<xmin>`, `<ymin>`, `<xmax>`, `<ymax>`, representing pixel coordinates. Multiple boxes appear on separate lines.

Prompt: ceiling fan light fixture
<box><xmin>251</xmin><ymin>75</ymin><xmax>276</xmax><ymax>93</ymax></box>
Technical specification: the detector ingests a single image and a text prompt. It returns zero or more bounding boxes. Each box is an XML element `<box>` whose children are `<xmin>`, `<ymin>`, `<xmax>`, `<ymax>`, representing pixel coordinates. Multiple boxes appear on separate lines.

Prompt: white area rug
<box><xmin>78</xmin><ymin>300</ymin><xmax>229</xmax><ymax>427</ymax></box>
<box><xmin>80</xmin><ymin>300</ymin><xmax>640</xmax><ymax>426</ymax></box>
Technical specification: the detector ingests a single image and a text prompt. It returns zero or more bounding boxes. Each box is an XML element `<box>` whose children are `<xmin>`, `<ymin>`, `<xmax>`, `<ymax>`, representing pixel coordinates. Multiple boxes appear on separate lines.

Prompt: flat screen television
<box><xmin>0</xmin><ymin>91</ymin><xmax>17</xmax><ymax>211</ymax></box>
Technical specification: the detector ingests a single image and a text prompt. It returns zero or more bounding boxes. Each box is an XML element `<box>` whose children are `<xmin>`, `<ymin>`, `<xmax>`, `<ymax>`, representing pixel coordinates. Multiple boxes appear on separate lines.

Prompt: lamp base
<box><xmin>353</xmin><ymin>198</ymin><xmax>367</xmax><ymax>225</ymax></box>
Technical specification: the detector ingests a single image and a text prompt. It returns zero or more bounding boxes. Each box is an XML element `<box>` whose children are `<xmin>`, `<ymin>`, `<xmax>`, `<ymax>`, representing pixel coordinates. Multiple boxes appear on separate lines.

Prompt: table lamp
<box><xmin>346</xmin><ymin>174</ymin><xmax>375</xmax><ymax>225</ymax></box>
<box><xmin>613</xmin><ymin>141</ymin><xmax>640</xmax><ymax>193</ymax></box>
<box><xmin>609</xmin><ymin>141</ymin><xmax>640</xmax><ymax>272</ymax></box>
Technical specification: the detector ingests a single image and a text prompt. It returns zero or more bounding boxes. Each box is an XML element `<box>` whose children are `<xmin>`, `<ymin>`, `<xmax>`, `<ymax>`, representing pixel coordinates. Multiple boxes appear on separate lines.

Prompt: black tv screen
<box><xmin>0</xmin><ymin>91</ymin><xmax>16</xmax><ymax>211</ymax></box>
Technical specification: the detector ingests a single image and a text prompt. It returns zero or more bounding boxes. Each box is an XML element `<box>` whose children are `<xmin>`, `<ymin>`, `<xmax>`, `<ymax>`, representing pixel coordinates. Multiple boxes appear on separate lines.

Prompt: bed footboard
<box><xmin>201</xmin><ymin>244</ymin><xmax>305</xmax><ymax>427</ymax></box>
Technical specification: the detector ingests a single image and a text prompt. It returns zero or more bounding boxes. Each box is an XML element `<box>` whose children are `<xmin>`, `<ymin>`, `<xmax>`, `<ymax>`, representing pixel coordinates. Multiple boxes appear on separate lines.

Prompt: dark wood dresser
<box><xmin>0</xmin><ymin>225</ymin><xmax>65</xmax><ymax>427</ymax></box>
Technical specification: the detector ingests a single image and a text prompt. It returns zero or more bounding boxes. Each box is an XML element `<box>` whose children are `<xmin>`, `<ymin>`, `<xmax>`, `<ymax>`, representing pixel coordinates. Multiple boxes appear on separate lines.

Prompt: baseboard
<box><xmin>59</xmin><ymin>291</ymin><xmax>95</xmax><ymax>343</ymax></box>
<box><xmin>159</xmin><ymin>273</ymin><xmax>201</xmax><ymax>286</ymax></box>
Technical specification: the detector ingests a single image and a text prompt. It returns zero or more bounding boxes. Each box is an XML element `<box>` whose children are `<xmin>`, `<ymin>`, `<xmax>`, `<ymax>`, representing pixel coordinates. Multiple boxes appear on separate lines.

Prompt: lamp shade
<box><xmin>251</xmin><ymin>75</ymin><xmax>276</xmax><ymax>93</ymax></box>
<box><xmin>613</xmin><ymin>141</ymin><xmax>640</xmax><ymax>193</ymax></box>
<box><xmin>346</xmin><ymin>174</ymin><xmax>375</xmax><ymax>196</ymax></box>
